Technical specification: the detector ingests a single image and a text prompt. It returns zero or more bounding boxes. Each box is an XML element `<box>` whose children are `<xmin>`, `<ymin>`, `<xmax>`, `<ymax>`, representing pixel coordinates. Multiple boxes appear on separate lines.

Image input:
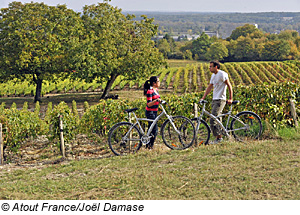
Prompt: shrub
<box><xmin>48</xmin><ymin>102</ymin><xmax>79</xmax><ymax>145</ymax></box>
<box><xmin>0</xmin><ymin>108</ymin><xmax>47</xmax><ymax>152</ymax></box>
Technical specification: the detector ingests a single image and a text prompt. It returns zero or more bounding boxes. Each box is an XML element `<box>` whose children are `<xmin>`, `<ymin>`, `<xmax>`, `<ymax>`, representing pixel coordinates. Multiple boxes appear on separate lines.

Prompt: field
<box><xmin>1</xmin><ymin>60</ymin><xmax>299</xmax><ymax>98</ymax></box>
<box><xmin>0</xmin><ymin>132</ymin><xmax>299</xmax><ymax>199</ymax></box>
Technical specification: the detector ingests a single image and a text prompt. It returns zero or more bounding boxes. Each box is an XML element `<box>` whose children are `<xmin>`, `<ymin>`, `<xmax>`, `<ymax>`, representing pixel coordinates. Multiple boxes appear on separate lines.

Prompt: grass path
<box><xmin>0</xmin><ymin>139</ymin><xmax>299</xmax><ymax>200</ymax></box>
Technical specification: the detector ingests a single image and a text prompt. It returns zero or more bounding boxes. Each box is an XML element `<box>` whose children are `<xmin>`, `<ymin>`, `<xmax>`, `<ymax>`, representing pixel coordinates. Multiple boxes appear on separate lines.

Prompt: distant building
<box><xmin>273</xmin><ymin>30</ymin><xmax>281</xmax><ymax>35</ymax></box>
<box><xmin>177</xmin><ymin>34</ymin><xmax>200</xmax><ymax>41</ymax></box>
<box><xmin>152</xmin><ymin>35</ymin><xmax>164</xmax><ymax>41</ymax></box>
<box><xmin>282</xmin><ymin>17</ymin><xmax>293</xmax><ymax>21</ymax></box>
<box><xmin>203</xmin><ymin>31</ymin><xmax>219</xmax><ymax>38</ymax></box>
<box><xmin>152</xmin><ymin>31</ymin><xmax>218</xmax><ymax>41</ymax></box>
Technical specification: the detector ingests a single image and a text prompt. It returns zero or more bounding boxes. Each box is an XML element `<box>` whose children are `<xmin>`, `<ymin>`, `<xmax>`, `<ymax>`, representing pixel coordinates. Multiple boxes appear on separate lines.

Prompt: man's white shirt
<box><xmin>210</xmin><ymin>70</ymin><xmax>228</xmax><ymax>101</ymax></box>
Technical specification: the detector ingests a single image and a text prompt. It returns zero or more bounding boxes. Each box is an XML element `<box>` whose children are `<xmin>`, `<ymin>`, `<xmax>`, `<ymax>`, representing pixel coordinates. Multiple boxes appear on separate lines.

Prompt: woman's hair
<box><xmin>143</xmin><ymin>76</ymin><xmax>158</xmax><ymax>96</ymax></box>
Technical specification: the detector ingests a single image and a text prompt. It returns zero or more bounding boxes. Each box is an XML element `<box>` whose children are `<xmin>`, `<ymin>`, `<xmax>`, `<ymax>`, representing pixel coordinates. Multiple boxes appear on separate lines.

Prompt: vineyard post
<box><xmin>193</xmin><ymin>103</ymin><xmax>198</xmax><ymax>146</ymax></box>
<box><xmin>194</xmin><ymin>103</ymin><xmax>198</xmax><ymax>118</ymax></box>
<box><xmin>289</xmin><ymin>98</ymin><xmax>299</xmax><ymax>128</ymax></box>
<box><xmin>0</xmin><ymin>123</ymin><xmax>3</xmax><ymax>165</ymax></box>
<box><xmin>59</xmin><ymin>115</ymin><xmax>66</xmax><ymax>158</ymax></box>
<box><xmin>129</xmin><ymin>113</ymin><xmax>132</xmax><ymax>146</ymax></box>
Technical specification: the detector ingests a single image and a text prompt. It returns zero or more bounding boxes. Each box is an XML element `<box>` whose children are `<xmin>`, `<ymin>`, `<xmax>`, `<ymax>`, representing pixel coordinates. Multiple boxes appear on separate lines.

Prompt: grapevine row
<box><xmin>0</xmin><ymin>61</ymin><xmax>299</xmax><ymax>96</ymax></box>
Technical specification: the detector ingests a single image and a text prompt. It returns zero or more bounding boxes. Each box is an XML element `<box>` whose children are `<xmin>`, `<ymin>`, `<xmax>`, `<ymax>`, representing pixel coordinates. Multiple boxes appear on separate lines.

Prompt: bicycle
<box><xmin>191</xmin><ymin>100</ymin><xmax>262</xmax><ymax>145</ymax></box>
<box><xmin>107</xmin><ymin>100</ymin><xmax>196</xmax><ymax>156</ymax></box>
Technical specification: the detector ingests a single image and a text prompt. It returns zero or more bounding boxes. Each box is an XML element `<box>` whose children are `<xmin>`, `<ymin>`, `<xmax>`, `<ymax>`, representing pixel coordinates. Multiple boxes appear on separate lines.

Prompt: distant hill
<box><xmin>123</xmin><ymin>11</ymin><xmax>300</xmax><ymax>38</ymax></box>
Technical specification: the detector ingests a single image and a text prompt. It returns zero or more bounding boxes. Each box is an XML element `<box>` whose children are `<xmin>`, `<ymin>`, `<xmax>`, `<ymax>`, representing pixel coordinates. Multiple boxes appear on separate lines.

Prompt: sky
<box><xmin>0</xmin><ymin>0</ymin><xmax>299</xmax><ymax>13</ymax></box>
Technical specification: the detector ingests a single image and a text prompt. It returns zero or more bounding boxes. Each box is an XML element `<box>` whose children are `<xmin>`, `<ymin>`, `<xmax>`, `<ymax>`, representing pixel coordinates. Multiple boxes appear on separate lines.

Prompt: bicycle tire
<box><xmin>108</xmin><ymin>122</ymin><xmax>142</xmax><ymax>156</ymax></box>
<box><xmin>161</xmin><ymin>116</ymin><xmax>196</xmax><ymax>150</ymax></box>
<box><xmin>190</xmin><ymin>118</ymin><xmax>211</xmax><ymax>146</ymax></box>
<box><xmin>230</xmin><ymin>111</ymin><xmax>262</xmax><ymax>142</ymax></box>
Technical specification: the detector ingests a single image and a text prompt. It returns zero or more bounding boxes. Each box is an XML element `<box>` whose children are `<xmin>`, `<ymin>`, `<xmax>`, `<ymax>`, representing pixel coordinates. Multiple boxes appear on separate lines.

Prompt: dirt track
<box><xmin>1</xmin><ymin>134</ymin><xmax>112</xmax><ymax>169</ymax></box>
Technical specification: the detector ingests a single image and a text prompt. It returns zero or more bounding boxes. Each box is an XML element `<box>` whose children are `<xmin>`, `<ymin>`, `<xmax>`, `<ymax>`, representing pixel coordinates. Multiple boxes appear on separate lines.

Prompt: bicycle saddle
<box><xmin>125</xmin><ymin>108</ymin><xmax>138</xmax><ymax>113</ymax></box>
<box><xmin>230</xmin><ymin>100</ymin><xmax>240</xmax><ymax>105</ymax></box>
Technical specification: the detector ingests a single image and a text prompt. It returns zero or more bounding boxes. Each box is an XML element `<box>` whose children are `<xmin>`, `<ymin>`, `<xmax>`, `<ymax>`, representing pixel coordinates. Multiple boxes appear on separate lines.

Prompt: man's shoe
<box><xmin>209</xmin><ymin>138</ymin><xmax>223</xmax><ymax>145</ymax></box>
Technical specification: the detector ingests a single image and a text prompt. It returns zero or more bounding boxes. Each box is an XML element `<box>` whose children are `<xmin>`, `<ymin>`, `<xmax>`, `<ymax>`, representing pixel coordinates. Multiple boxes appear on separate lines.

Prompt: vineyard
<box><xmin>0</xmin><ymin>82</ymin><xmax>299</xmax><ymax>154</ymax></box>
<box><xmin>158</xmin><ymin>60</ymin><xmax>300</xmax><ymax>92</ymax></box>
<box><xmin>0</xmin><ymin>60</ymin><xmax>299</xmax><ymax>163</ymax></box>
<box><xmin>0</xmin><ymin>61</ymin><xmax>300</xmax><ymax>97</ymax></box>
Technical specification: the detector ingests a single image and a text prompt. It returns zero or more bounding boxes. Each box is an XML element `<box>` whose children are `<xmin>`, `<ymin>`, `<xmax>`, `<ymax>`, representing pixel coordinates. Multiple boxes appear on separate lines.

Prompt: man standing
<box><xmin>200</xmin><ymin>60</ymin><xmax>233</xmax><ymax>144</ymax></box>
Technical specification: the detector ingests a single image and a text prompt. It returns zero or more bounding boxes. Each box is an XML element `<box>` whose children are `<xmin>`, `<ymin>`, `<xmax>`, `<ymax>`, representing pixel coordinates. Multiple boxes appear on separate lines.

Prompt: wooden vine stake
<box><xmin>59</xmin><ymin>115</ymin><xmax>66</xmax><ymax>158</ymax></box>
<box><xmin>194</xmin><ymin>103</ymin><xmax>198</xmax><ymax>118</ymax></box>
<box><xmin>289</xmin><ymin>98</ymin><xmax>299</xmax><ymax>128</ymax></box>
<box><xmin>0</xmin><ymin>123</ymin><xmax>3</xmax><ymax>165</ymax></box>
<box><xmin>129</xmin><ymin>113</ymin><xmax>133</xmax><ymax>147</ymax></box>
<box><xmin>193</xmin><ymin>103</ymin><xmax>198</xmax><ymax>146</ymax></box>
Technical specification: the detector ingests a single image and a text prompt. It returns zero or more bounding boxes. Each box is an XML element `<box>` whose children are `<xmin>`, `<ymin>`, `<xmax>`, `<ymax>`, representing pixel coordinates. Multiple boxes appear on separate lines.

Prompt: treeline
<box><xmin>155</xmin><ymin>24</ymin><xmax>300</xmax><ymax>62</ymax></box>
<box><xmin>131</xmin><ymin>11</ymin><xmax>300</xmax><ymax>38</ymax></box>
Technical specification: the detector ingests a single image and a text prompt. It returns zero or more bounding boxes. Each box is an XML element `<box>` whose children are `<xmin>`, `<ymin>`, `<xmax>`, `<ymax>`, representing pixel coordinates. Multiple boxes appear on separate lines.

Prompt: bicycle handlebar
<box><xmin>156</xmin><ymin>99</ymin><xmax>167</xmax><ymax>105</ymax></box>
<box><xmin>199</xmin><ymin>100</ymin><xmax>208</xmax><ymax>105</ymax></box>
<box><xmin>199</xmin><ymin>100</ymin><xmax>240</xmax><ymax>105</ymax></box>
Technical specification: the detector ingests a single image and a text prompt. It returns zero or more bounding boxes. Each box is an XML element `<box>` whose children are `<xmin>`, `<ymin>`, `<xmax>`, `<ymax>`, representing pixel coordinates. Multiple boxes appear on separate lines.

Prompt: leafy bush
<box><xmin>48</xmin><ymin>102</ymin><xmax>79</xmax><ymax>144</ymax></box>
<box><xmin>0</xmin><ymin>108</ymin><xmax>47</xmax><ymax>152</ymax></box>
<box><xmin>80</xmin><ymin>99</ymin><xmax>129</xmax><ymax>135</ymax></box>
<box><xmin>235</xmin><ymin>82</ymin><xmax>299</xmax><ymax>128</ymax></box>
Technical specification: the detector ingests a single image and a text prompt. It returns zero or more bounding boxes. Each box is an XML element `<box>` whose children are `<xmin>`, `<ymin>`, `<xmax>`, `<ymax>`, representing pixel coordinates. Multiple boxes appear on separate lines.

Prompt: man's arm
<box><xmin>225</xmin><ymin>79</ymin><xmax>233</xmax><ymax>104</ymax></box>
<box><xmin>201</xmin><ymin>83</ymin><xmax>213</xmax><ymax>100</ymax></box>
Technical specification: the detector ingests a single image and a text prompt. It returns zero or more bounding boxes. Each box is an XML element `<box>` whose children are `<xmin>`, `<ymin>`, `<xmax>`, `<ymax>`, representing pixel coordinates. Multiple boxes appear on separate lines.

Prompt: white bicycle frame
<box><xmin>198</xmin><ymin>102</ymin><xmax>250</xmax><ymax>137</ymax></box>
<box><xmin>123</xmin><ymin>101</ymin><xmax>182</xmax><ymax>143</ymax></box>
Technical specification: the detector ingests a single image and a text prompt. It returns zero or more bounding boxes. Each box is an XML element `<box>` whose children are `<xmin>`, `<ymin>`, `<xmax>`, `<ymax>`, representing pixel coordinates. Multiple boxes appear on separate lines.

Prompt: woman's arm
<box><xmin>147</xmin><ymin>98</ymin><xmax>161</xmax><ymax>107</ymax></box>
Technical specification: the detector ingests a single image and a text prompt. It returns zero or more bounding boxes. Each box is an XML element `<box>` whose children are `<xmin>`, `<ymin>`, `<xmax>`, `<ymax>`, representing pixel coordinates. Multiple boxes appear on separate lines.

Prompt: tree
<box><xmin>227</xmin><ymin>24</ymin><xmax>260</xmax><ymax>41</ymax></box>
<box><xmin>205</xmin><ymin>42</ymin><xmax>229</xmax><ymax>61</ymax></box>
<box><xmin>76</xmin><ymin>2</ymin><xmax>165</xmax><ymax>99</ymax></box>
<box><xmin>183</xmin><ymin>50</ymin><xmax>193</xmax><ymax>60</ymax></box>
<box><xmin>157</xmin><ymin>39</ymin><xmax>171</xmax><ymax>58</ymax></box>
<box><xmin>191</xmin><ymin>32</ymin><xmax>212</xmax><ymax>60</ymax></box>
<box><xmin>261</xmin><ymin>40</ymin><xmax>291</xmax><ymax>61</ymax></box>
<box><xmin>232</xmin><ymin>36</ymin><xmax>258</xmax><ymax>61</ymax></box>
<box><xmin>289</xmin><ymin>43</ymin><xmax>300</xmax><ymax>60</ymax></box>
<box><xmin>225</xmin><ymin>40</ymin><xmax>237</xmax><ymax>61</ymax></box>
<box><xmin>163</xmin><ymin>34</ymin><xmax>176</xmax><ymax>53</ymax></box>
<box><xmin>180</xmin><ymin>41</ymin><xmax>193</xmax><ymax>53</ymax></box>
<box><xmin>249</xmin><ymin>31</ymin><xmax>265</xmax><ymax>39</ymax></box>
<box><xmin>0</xmin><ymin>2</ymin><xmax>85</xmax><ymax>102</ymax></box>
<box><xmin>278</xmin><ymin>30</ymin><xmax>299</xmax><ymax>41</ymax></box>
<box><xmin>295</xmin><ymin>37</ymin><xmax>300</xmax><ymax>48</ymax></box>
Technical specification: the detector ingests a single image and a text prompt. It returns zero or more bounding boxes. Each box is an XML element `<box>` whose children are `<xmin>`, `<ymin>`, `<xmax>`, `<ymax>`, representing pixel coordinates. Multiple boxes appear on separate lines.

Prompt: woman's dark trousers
<box><xmin>145</xmin><ymin>110</ymin><xmax>158</xmax><ymax>149</ymax></box>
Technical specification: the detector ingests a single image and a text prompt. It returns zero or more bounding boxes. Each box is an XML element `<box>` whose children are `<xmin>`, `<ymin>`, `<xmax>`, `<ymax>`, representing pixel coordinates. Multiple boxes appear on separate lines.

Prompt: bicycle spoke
<box><xmin>191</xmin><ymin>118</ymin><xmax>210</xmax><ymax>146</ymax></box>
<box><xmin>230</xmin><ymin>112</ymin><xmax>262</xmax><ymax>142</ymax></box>
<box><xmin>108</xmin><ymin>122</ymin><xmax>142</xmax><ymax>156</ymax></box>
<box><xmin>162</xmin><ymin>116</ymin><xmax>195</xmax><ymax>150</ymax></box>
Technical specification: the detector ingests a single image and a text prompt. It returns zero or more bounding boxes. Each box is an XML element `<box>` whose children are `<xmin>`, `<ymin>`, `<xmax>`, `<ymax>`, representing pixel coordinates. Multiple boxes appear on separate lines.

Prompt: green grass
<box><xmin>0</xmin><ymin>137</ymin><xmax>299</xmax><ymax>200</ymax></box>
<box><xmin>277</xmin><ymin>127</ymin><xmax>300</xmax><ymax>141</ymax></box>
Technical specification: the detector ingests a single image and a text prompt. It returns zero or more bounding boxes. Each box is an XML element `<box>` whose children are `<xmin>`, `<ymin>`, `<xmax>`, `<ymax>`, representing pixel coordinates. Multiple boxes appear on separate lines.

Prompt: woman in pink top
<box><xmin>143</xmin><ymin>76</ymin><xmax>161</xmax><ymax>149</ymax></box>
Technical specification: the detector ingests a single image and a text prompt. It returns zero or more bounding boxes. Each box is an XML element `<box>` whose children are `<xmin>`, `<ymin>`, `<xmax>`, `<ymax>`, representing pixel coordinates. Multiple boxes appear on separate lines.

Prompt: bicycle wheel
<box><xmin>190</xmin><ymin>118</ymin><xmax>211</xmax><ymax>146</ymax></box>
<box><xmin>161</xmin><ymin>116</ymin><xmax>196</xmax><ymax>150</ymax></box>
<box><xmin>108</xmin><ymin>122</ymin><xmax>142</xmax><ymax>156</ymax></box>
<box><xmin>230</xmin><ymin>111</ymin><xmax>262</xmax><ymax>142</ymax></box>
